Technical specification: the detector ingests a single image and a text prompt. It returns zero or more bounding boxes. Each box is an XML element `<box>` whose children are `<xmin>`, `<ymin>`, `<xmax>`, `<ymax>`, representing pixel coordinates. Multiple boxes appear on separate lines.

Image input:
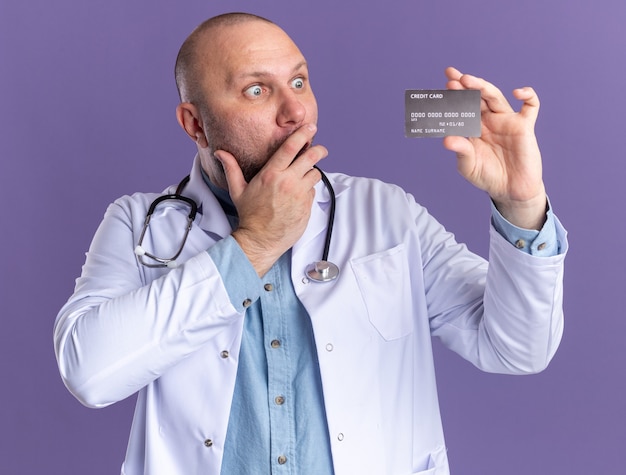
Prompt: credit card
<box><xmin>405</xmin><ymin>89</ymin><xmax>481</xmax><ymax>138</ymax></box>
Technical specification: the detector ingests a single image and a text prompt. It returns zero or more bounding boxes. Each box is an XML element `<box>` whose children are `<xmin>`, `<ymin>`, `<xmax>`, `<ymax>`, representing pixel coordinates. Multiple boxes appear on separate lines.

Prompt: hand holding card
<box><xmin>441</xmin><ymin>66</ymin><xmax>548</xmax><ymax>230</ymax></box>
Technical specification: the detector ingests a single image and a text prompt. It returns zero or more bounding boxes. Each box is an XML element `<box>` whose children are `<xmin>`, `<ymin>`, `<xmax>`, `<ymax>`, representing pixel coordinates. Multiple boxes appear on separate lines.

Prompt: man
<box><xmin>54</xmin><ymin>12</ymin><xmax>567</xmax><ymax>475</ymax></box>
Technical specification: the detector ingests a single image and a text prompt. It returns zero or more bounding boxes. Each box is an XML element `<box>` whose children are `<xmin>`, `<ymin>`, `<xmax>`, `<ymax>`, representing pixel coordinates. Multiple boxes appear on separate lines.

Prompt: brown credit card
<box><xmin>405</xmin><ymin>89</ymin><xmax>481</xmax><ymax>138</ymax></box>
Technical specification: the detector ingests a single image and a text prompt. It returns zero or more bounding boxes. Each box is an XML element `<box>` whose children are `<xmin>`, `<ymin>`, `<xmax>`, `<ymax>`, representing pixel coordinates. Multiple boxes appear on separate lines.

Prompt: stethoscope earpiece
<box><xmin>134</xmin><ymin>176</ymin><xmax>197</xmax><ymax>269</ymax></box>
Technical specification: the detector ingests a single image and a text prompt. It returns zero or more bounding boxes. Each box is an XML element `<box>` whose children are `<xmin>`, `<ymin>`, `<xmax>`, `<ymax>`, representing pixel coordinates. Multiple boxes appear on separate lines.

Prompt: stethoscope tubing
<box><xmin>314</xmin><ymin>165</ymin><xmax>335</xmax><ymax>263</ymax></box>
<box><xmin>136</xmin><ymin>169</ymin><xmax>339</xmax><ymax>281</ymax></box>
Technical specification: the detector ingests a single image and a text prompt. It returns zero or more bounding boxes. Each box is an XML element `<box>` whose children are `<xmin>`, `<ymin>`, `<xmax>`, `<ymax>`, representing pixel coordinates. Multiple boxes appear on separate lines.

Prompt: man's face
<box><xmin>196</xmin><ymin>21</ymin><xmax>318</xmax><ymax>186</ymax></box>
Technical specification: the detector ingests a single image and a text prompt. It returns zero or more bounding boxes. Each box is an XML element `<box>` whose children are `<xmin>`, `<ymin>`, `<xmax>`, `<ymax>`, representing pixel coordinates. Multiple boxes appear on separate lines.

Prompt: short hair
<box><xmin>174</xmin><ymin>12</ymin><xmax>275</xmax><ymax>103</ymax></box>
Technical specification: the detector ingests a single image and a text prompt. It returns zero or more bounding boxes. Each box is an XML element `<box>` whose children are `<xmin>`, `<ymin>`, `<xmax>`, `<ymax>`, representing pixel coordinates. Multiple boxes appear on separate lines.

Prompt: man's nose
<box><xmin>276</xmin><ymin>91</ymin><xmax>306</xmax><ymax>127</ymax></box>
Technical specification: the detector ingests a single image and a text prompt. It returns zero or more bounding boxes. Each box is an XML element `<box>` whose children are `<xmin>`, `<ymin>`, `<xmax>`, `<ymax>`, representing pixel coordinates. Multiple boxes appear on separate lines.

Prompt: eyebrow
<box><xmin>227</xmin><ymin>60</ymin><xmax>308</xmax><ymax>85</ymax></box>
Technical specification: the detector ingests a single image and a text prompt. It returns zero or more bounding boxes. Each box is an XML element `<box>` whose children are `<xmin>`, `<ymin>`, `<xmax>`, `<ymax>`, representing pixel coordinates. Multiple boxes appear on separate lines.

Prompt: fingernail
<box><xmin>306</xmin><ymin>124</ymin><xmax>317</xmax><ymax>132</ymax></box>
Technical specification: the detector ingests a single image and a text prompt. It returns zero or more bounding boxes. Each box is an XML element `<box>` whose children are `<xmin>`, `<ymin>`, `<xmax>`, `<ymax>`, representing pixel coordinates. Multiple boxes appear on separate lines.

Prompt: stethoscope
<box><xmin>134</xmin><ymin>166</ymin><xmax>340</xmax><ymax>283</ymax></box>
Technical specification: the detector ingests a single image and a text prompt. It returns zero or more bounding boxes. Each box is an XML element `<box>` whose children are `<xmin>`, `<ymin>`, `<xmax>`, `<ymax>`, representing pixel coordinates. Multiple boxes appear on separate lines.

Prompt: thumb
<box><xmin>214</xmin><ymin>150</ymin><xmax>247</xmax><ymax>199</ymax></box>
<box><xmin>442</xmin><ymin>136</ymin><xmax>478</xmax><ymax>181</ymax></box>
<box><xmin>442</xmin><ymin>135</ymin><xmax>473</xmax><ymax>160</ymax></box>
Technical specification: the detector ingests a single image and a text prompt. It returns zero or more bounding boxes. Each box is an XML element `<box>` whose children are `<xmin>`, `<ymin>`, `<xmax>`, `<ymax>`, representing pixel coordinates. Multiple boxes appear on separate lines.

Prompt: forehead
<box><xmin>201</xmin><ymin>21</ymin><xmax>307</xmax><ymax>85</ymax></box>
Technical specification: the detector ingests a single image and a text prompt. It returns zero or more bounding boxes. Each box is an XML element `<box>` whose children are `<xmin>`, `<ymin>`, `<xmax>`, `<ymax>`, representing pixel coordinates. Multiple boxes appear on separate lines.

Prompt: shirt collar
<box><xmin>200</xmin><ymin>168</ymin><xmax>238</xmax><ymax>219</ymax></box>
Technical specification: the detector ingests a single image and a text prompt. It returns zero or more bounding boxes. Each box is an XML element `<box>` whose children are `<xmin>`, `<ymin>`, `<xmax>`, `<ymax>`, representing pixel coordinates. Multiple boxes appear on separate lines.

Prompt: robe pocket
<box><xmin>412</xmin><ymin>445</ymin><xmax>449</xmax><ymax>474</ymax></box>
<box><xmin>350</xmin><ymin>243</ymin><xmax>413</xmax><ymax>341</ymax></box>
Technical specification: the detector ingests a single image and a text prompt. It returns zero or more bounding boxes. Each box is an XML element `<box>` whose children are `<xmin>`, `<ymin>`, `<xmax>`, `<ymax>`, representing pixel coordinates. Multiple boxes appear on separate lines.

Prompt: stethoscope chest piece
<box><xmin>306</xmin><ymin>260</ymin><xmax>339</xmax><ymax>283</ymax></box>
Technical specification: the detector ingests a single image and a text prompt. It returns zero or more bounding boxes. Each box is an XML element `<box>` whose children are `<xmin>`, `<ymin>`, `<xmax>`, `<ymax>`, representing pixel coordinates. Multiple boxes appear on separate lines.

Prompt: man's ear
<box><xmin>176</xmin><ymin>102</ymin><xmax>209</xmax><ymax>148</ymax></box>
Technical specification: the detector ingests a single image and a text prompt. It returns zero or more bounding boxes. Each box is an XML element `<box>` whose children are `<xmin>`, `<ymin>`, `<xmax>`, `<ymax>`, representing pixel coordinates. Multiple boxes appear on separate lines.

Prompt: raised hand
<box><xmin>443</xmin><ymin>67</ymin><xmax>547</xmax><ymax>229</ymax></box>
<box><xmin>215</xmin><ymin>123</ymin><xmax>328</xmax><ymax>276</ymax></box>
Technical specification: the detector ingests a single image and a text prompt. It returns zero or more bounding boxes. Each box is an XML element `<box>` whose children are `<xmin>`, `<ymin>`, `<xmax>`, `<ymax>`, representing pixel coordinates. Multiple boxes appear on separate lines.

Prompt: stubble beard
<box><xmin>201</xmin><ymin>107</ymin><xmax>286</xmax><ymax>185</ymax></box>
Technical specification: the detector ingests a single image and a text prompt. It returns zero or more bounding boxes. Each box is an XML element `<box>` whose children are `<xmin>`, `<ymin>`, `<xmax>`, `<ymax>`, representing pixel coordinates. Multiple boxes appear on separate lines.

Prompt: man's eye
<box><xmin>291</xmin><ymin>78</ymin><xmax>304</xmax><ymax>89</ymax></box>
<box><xmin>244</xmin><ymin>85</ymin><xmax>263</xmax><ymax>97</ymax></box>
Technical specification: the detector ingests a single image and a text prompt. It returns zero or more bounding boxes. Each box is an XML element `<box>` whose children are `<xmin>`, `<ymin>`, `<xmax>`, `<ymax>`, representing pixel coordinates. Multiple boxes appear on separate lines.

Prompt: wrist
<box><xmin>231</xmin><ymin>228</ymin><xmax>281</xmax><ymax>277</ymax></box>
<box><xmin>492</xmin><ymin>190</ymin><xmax>548</xmax><ymax>231</ymax></box>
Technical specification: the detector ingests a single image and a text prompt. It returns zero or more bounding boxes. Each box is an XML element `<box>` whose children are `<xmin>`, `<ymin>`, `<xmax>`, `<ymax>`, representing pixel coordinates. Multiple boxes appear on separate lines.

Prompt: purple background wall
<box><xmin>1</xmin><ymin>0</ymin><xmax>624</xmax><ymax>473</ymax></box>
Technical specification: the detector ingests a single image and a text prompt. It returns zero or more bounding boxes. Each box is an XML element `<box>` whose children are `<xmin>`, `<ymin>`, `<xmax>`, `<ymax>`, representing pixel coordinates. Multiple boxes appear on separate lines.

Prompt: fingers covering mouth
<box><xmin>296</xmin><ymin>141</ymin><xmax>312</xmax><ymax>158</ymax></box>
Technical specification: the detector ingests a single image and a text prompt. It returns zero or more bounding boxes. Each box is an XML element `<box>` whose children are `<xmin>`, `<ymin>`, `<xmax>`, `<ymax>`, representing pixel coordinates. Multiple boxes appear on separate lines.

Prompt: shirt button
<box><xmin>270</xmin><ymin>339</ymin><xmax>281</xmax><ymax>349</ymax></box>
<box><xmin>220</xmin><ymin>350</ymin><xmax>229</xmax><ymax>359</ymax></box>
<box><xmin>277</xmin><ymin>455</ymin><xmax>287</xmax><ymax>465</ymax></box>
<box><xmin>325</xmin><ymin>343</ymin><xmax>334</xmax><ymax>352</ymax></box>
<box><xmin>515</xmin><ymin>239</ymin><xmax>526</xmax><ymax>249</ymax></box>
<box><xmin>264</xmin><ymin>283</ymin><xmax>274</xmax><ymax>291</ymax></box>
<box><xmin>537</xmin><ymin>242</ymin><xmax>547</xmax><ymax>251</ymax></box>
<box><xmin>302</xmin><ymin>277</ymin><xmax>310</xmax><ymax>284</ymax></box>
<box><xmin>204</xmin><ymin>439</ymin><xmax>213</xmax><ymax>448</ymax></box>
<box><xmin>337</xmin><ymin>433</ymin><xmax>344</xmax><ymax>441</ymax></box>
<box><xmin>242</xmin><ymin>298</ymin><xmax>252</xmax><ymax>308</ymax></box>
<box><xmin>275</xmin><ymin>395</ymin><xmax>285</xmax><ymax>405</ymax></box>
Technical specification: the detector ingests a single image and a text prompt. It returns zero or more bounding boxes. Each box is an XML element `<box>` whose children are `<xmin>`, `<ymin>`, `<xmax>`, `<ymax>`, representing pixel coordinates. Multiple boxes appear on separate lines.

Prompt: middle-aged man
<box><xmin>54</xmin><ymin>12</ymin><xmax>568</xmax><ymax>475</ymax></box>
